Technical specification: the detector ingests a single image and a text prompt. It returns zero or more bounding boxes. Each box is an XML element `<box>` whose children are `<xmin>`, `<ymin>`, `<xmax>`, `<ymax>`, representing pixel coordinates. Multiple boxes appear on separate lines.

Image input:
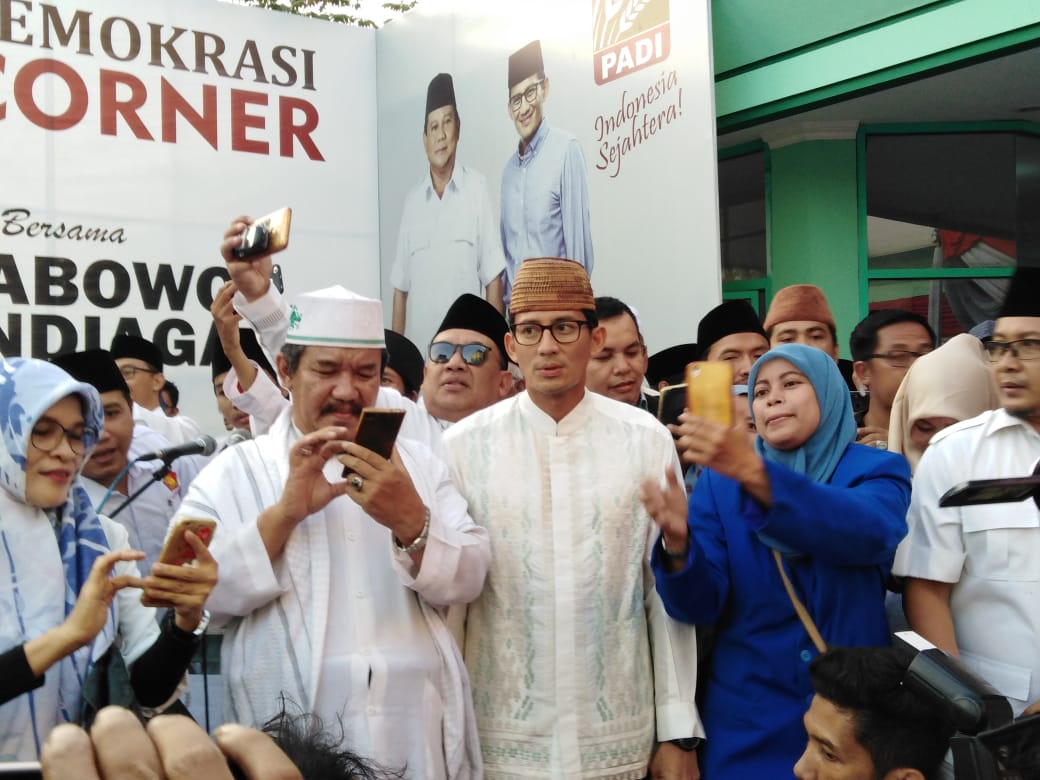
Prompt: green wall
<box><xmin>768</xmin><ymin>140</ymin><xmax>860</xmax><ymax>355</ymax></box>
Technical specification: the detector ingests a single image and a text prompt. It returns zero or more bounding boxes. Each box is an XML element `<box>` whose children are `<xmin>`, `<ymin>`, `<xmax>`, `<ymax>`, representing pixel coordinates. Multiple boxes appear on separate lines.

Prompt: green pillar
<box><xmin>768</xmin><ymin>139</ymin><xmax>860</xmax><ymax>358</ymax></box>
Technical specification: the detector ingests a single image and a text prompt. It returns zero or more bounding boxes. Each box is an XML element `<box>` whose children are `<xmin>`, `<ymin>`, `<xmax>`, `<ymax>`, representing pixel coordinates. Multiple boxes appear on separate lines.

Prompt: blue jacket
<box><xmin>652</xmin><ymin>444</ymin><xmax>910</xmax><ymax>778</ymax></box>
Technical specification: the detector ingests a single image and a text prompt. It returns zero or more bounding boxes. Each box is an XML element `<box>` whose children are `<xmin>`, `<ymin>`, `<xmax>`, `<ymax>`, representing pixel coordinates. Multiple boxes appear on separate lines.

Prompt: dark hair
<box><xmin>809</xmin><ymin>647</ymin><xmax>953</xmax><ymax>780</ymax></box>
<box><xmin>849</xmin><ymin>310</ymin><xmax>936</xmax><ymax>362</ymax></box>
<box><xmin>161</xmin><ymin>380</ymin><xmax>179</xmax><ymax>408</ymax></box>
<box><xmin>594</xmin><ymin>296</ymin><xmax>643</xmax><ymax>341</ymax></box>
<box><xmin>280</xmin><ymin>345</ymin><xmax>390</xmax><ymax>376</ymax></box>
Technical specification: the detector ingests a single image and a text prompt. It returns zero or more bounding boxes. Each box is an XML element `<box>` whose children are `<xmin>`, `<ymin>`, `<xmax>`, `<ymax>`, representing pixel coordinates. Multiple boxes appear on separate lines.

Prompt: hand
<box><xmin>64</xmin><ymin>549</ymin><xmax>147</xmax><ymax>648</ymax></box>
<box><xmin>41</xmin><ymin>706</ymin><xmax>303</xmax><ymax>779</ymax></box>
<box><xmin>210</xmin><ymin>280</ymin><xmax>244</xmax><ymax>356</ymax></box>
<box><xmin>856</xmin><ymin>425</ymin><xmax>888</xmax><ymax>449</ymax></box>
<box><xmin>676</xmin><ymin>412</ymin><xmax>760</xmax><ymax>482</ymax></box>
<box><xmin>220</xmin><ymin>215</ymin><xmax>272</xmax><ymax>302</ymax></box>
<box><xmin>640</xmin><ymin>468</ymin><xmax>690</xmax><ymax>551</ymax></box>
<box><xmin>142</xmin><ymin>532</ymin><xmax>219</xmax><ymax>632</ymax></box>
<box><xmin>649</xmin><ymin>741</ymin><xmax>700</xmax><ymax>779</ymax></box>
<box><xmin>337</xmin><ymin>443</ymin><xmax>427</xmax><ymax>547</ymax></box>
<box><xmin>1023</xmin><ymin>699</ymin><xmax>1040</xmax><ymax>717</ymax></box>
<box><xmin>276</xmin><ymin>428</ymin><xmax>360</xmax><ymax>525</ymax></box>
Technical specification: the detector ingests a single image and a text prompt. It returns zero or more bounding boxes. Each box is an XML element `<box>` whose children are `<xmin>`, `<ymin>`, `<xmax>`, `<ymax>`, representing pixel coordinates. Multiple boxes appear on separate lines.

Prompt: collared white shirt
<box><xmin>391</xmin><ymin>164</ymin><xmax>506</xmax><ymax>350</ymax></box>
<box><xmin>894</xmin><ymin>408</ymin><xmax>1040</xmax><ymax>714</ymax></box>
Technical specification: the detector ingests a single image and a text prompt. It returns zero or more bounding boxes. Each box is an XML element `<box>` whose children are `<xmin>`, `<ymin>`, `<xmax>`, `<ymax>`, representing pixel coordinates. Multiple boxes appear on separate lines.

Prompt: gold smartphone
<box><xmin>141</xmin><ymin>518</ymin><xmax>216</xmax><ymax>606</ymax></box>
<box><xmin>685</xmin><ymin>361</ymin><xmax>733</xmax><ymax>426</ymax></box>
<box><xmin>233</xmin><ymin>207</ymin><xmax>293</xmax><ymax>259</ymax></box>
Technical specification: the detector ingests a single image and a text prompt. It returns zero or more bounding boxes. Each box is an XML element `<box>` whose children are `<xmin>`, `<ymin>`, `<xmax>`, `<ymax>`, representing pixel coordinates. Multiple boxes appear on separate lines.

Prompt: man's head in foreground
<box><xmin>278</xmin><ymin>286</ymin><xmax>386</xmax><ymax>437</ymax></box>
<box><xmin>795</xmin><ymin>647</ymin><xmax>953</xmax><ymax>780</ymax></box>
<box><xmin>506</xmin><ymin>258</ymin><xmax>602</xmax><ymax>420</ymax></box>
<box><xmin>764</xmin><ymin>284</ymin><xmax>841</xmax><ymax>361</ymax></box>
<box><xmin>987</xmin><ymin>265</ymin><xmax>1040</xmax><ymax>432</ymax></box>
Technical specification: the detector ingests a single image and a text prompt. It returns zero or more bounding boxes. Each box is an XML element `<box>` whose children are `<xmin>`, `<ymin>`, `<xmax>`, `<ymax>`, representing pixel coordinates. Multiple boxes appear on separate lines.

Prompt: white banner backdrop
<box><xmin>375</xmin><ymin>0</ymin><xmax>720</xmax><ymax>355</ymax></box>
<box><xmin>0</xmin><ymin>0</ymin><xmax>380</xmax><ymax>434</ymax></box>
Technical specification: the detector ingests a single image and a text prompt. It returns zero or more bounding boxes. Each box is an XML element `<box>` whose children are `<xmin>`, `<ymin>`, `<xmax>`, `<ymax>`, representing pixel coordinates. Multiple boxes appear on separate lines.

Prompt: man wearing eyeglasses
<box><xmin>110</xmin><ymin>333</ymin><xmax>204</xmax><ymax>447</ymax></box>
<box><xmin>440</xmin><ymin>259</ymin><xmax>702</xmax><ymax>779</ymax></box>
<box><xmin>390</xmin><ymin>73</ymin><xmax>506</xmax><ymax>351</ymax></box>
<box><xmin>849</xmin><ymin>310</ymin><xmax>936</xmax><ymax>449</ymax></box>
<box><xmin>500</xmin><ymin>40</ymin><xmax>594</xmax><ymax>307</ymax></box>
<box><xmin>894</xmin><ymin>265</ymin><xmax>1040</xmax><ymax>720</ymax></box>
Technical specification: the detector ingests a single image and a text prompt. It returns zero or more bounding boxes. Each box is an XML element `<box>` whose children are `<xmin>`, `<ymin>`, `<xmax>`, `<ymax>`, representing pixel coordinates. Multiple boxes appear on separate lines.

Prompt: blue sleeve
<box><xmin>560</xmin><ymin>138</ymin><xmax>594</xmax><ymax>276</ymax></box>
<box><xmin>651</xmin><ymin>471</ymin><xmax>730</xmax><ymax>625</ymax></box>
<box><xmin>745</xmin><ymin>452</ymin><xmax>910</xmax><ymax>565</ymax></box>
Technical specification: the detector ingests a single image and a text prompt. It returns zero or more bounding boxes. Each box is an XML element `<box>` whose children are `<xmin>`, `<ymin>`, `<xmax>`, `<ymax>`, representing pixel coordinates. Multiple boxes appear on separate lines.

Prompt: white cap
<box><xmin>285</xmin><ymin>285</ymin><xmax>386</xmax><ymax>349</ymax></box>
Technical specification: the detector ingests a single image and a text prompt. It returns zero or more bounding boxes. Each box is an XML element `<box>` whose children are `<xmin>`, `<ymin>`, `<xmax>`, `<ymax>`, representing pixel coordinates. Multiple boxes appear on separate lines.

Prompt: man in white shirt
<box><xmin>894</xmin><ymin>265</ymin><xmax>1040</xmax><ymax>718</ymax></box>
<box><xmin>175</xmin><ymin>282</ymin><xmax>489</xmax><ymax>778</ymax></box>
<box><xmin>391</xmin><ymin>72</ymin><xmax>506</xmax><ymax>350</ymax></box>
<box><xmin>110</xmin><ymin>334</ymin><xmax>202</xmax><ymax>446</ymax></box>
<box><xmin>440</xmin><ymin>258</ymin><xmax>702</xmax><ymax>779</ymax></box>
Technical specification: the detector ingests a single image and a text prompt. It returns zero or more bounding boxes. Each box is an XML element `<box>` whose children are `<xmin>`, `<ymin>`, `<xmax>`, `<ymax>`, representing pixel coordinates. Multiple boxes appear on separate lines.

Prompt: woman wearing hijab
<box><xmin>642</xmin><ymin>344</ymin><xmax>911</xmax><ymax>777</ymax></box>
<box><xmin>0</xmin><ymin>358</ymin><xmax>218</xmax><ymax>760</ymax></box>
<box><xmin>888</xmin><ymin>332</ymin><xmax>999</xmax><ymax>473</ymax></box>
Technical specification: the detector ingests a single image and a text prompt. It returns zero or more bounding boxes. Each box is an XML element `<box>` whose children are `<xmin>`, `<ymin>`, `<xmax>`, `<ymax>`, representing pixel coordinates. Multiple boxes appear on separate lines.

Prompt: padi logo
<box><xmin>592</xmin><ymin>0</ymin><xmax>671</xmax><ymax>85</ymax></box>
<box><xmin>289</xmin><ymin>305</ymin><xmax>302</xmax><ymax>331</ymax></box>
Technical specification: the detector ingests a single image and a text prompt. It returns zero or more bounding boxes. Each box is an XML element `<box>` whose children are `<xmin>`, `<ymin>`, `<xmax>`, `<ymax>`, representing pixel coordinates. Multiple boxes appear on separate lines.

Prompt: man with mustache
<box><xmin>894</xmin><ymin>265</ymin><xmax>1040</xmax><ymax>720</ymax></box>
<box><xmin>174</xmin><ymin>282</ymin><xmax>491</xmax><ymax>777</ymax></box>
<box><xmin>391</xmin><ymin>72</ymin><xmax>506</xmax><ymax>351</ymax></box>
<box><xmin>440</xmin><ymin>258</ymin><xmax>702</xmax><ymax>778</ymax></box>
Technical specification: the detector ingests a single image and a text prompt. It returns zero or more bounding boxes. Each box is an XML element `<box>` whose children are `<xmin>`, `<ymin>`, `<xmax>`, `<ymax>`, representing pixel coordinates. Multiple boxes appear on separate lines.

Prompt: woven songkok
<box><xmin>509</xmin><ymin>258</ymin><xmax>594</xmax><ymax>315</ymax></box>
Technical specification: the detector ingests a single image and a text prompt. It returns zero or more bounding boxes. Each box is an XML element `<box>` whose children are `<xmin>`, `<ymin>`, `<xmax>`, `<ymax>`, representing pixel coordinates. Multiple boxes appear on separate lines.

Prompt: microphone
<box><xmin>135</xmin><ymin>434</ymin><xmax>218</xmax><ymax>463</ymax></box>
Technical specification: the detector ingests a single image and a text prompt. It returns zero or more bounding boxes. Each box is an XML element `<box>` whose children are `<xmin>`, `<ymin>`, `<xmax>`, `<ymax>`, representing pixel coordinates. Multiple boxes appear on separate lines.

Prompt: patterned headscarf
<box><xmin>748</xmin><ymin>343</ymin><xmax>856</xmax><ymax>483</ymax></box>
<box><xmin>0</xmin><ymin>357</ymin><xmax>113</xmax><ymax>742</ymax></box>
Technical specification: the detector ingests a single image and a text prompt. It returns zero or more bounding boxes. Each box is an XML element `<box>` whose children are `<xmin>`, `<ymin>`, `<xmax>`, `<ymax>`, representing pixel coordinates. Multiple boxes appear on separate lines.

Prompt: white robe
<box><xmin>174</xmin><ymin>405</ymin><xmax>488</xmax><ymax>778</ymax></box>
<box><xmin>440</xmin><ymin>391</ymin><xmax>702</xmax><ymax>779</ymax></box>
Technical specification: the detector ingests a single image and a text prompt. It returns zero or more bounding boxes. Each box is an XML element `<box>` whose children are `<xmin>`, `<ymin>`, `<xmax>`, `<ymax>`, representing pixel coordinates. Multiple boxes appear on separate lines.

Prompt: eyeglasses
<box><xmin>30</xmin><ymin>420</ymin><xmax>97</xmax><ymax>455</ymax></box>
<box><xmin>511</xmin><ymin>320</ymin><xmax>590</xmax><ymax>346</ymax></box>
<box><xmin>983</xmin><ymin>338</ymin><xmax>1040</xmax><ymax>362</ymax></box>
<box><xmin>509</xmin><ymin>80</ymin><xmax>544</xmax><ymax>112</ymax></box>
<box><xmin>866</xmin><ymin>349</ymin><xmax>931</xmax><ymax>369</ymax></box>
<box><xmin>119</xmin><ymin>365</ymin><xmax>159</xmax><ymax>379</ymax></box>
<box><xmin>429</xmin><ymin>341</ymin><xmax>492</xmax><ymax>366</ymax></box>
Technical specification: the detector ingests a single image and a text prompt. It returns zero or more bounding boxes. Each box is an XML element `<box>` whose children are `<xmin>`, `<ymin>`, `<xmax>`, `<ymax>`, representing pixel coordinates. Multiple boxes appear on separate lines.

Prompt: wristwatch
<box><xmin>669</xmin><ymin>737</ymin><xmax>704</xmax><ymax>752</ymax></box>
<box><xmin>660</xmin><ymin>534</ymin><xmax>691</xmax><ymax>560</ymax></box>
<box><xmin>165</xmin><ymin>608</ymin><xmax>210</xmax><ymax>641</ymax></box>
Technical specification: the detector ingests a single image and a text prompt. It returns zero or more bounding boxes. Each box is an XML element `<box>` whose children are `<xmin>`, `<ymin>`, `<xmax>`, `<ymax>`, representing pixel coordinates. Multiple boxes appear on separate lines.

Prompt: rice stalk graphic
<box><xmin>593</xmin><ymin>0</ymin><xmax>650</xmax><ymax>51</ymax></box>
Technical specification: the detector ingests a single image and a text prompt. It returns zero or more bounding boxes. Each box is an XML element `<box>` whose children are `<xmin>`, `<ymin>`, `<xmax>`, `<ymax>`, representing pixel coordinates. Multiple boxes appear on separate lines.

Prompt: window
<box><xmin>719</xmin><ymin>147</ymin><xmax>769</xmax><ymax>313</ymax></box>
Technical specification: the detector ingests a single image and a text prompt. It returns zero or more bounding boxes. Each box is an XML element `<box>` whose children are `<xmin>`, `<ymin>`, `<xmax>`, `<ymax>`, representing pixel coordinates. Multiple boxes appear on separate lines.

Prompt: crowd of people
<box><xmin>1</xmin><ymin>210</ymin><xmax>1038</xmax><ymax>779</ymax></box>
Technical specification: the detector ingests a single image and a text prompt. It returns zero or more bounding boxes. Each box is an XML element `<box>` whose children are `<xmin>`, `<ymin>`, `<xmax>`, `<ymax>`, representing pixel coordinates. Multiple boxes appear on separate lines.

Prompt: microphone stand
<box><xmin>107</xmin><ymin>458</ymin><xmax>172</xmax><ymax>520</ymax></box>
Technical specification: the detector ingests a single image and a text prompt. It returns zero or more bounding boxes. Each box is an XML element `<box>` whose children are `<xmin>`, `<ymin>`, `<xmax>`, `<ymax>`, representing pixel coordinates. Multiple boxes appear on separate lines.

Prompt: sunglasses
<box><xmin>429</xmin><ymin>341</ymin><xmax>491</xmax><ymax>366</ymax></box>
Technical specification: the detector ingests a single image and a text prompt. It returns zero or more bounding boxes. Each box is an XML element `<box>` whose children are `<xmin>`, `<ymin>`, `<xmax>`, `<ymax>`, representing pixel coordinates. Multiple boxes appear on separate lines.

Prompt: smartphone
<box><xmin>657</xmin><ymin>382</ymin><xmax>687</xmax><ymax>428</ymax></box>
<box><xmin>157</xmin><ymin>518</ymin><xmax>216</xmax><ymax>566</ymax></box>
<box><xmin>0</xmin><ymin>762</ymin><xmax>41</xmax><ymax>778</ymax></box>
<box><xmin>270</xmin><ymin>263</ymin><xmax>285</xmax><ymax>293</ymax></box>
<box><xmin>342</xmin><ymin>408</ymin><xmax>406</xmax><ymax>477</ymax></box>
<box><xmin>686</xmin><ymin>361</ymin><xmax>733</xmax><ymax>426</ymax></box>
<box><xmin>939</xmin><ymin>476</ymin><xmax>1040</xmax><ymax>507</ymax></box>
<box><xmin>233</xmin><ymin>207</ymin><xmax>293</xmax><ymax>259</ymax></box>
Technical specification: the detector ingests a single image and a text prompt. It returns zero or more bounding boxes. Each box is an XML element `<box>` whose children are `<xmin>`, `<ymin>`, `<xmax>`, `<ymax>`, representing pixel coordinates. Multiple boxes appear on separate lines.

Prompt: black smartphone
<box><xmin>657</xmin><ymin>382</ymin><xmax>687</xmax><ymax>428</ymax></box>
<box><xmin>0</xmin><ymin>763</ymin><xmax>41</xmax><ymax>779</ymax></box>
<box><xmin>939</xmin><ymin>475</ymin><xmax>1040</xmax><ymax>507</ymax></box>
<box><xmin>270</xmin><ymin>263</ymin><xmax>284</xmax><ymax>293</ymax></box>
<box><xmin>342</xmin><ymin>408</ymin><xmax>406</xmax><ymax>477</ymax></box>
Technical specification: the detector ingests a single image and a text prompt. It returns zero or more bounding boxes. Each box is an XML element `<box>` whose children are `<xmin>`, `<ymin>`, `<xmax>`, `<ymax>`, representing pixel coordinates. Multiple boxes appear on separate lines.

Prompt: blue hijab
<box><xmin>747</xmin><ymin>343</ymin><xmax>856</xmax><ymax>483</ymax></box>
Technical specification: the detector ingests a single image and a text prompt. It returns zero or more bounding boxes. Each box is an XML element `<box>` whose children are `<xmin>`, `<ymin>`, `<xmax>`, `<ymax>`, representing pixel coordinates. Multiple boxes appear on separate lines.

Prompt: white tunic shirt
<box><xmin>440</xmin><ymin>391</ymin><xmax>702</xmax><ymax>779</ymax></box>
<box><xmin>893</xmin><ymin>408</ymin><xmax>1040</xmax><ymax>714</ymax></box>
<box><xmin>390</xmin><ymin>164</ymin><xmax>506</xmax><ymax>351</ymax></box>
<box><xmin>175</xmin><ymin>405</ymin><xmax>489</xmax><ymax>777</ymax></box>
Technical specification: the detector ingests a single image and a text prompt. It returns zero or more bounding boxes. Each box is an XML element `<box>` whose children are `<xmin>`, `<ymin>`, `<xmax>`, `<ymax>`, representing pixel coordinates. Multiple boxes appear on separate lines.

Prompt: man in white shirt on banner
<box><xmin>174</xmin><ymin>284</ymin><xmax>490</xmax><ymax>778</ymax></box>
<box><xmin>391</xmin><ymin>72</ymin><xmax>506</xmax><ymax>350</ymax></box>
<box><xmin>440</xmin><ymin>258</ymin><xmax>702</xmax><ymax>779</ymax></box>
<box><xmin>894</xmin><ymin>264</ymin><xmax>1040</xmax><ymax>718</ymax></box>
